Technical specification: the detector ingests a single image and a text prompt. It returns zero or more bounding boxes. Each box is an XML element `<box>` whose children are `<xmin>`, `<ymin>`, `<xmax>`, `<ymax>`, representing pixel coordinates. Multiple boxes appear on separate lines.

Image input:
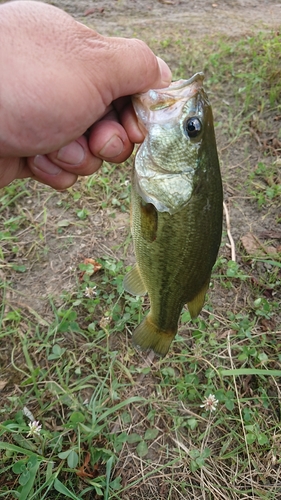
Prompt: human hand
<box><xmin>0</xmin><ymin>1</ymin><xmax>171</xmax><ymax>189</ymax></box>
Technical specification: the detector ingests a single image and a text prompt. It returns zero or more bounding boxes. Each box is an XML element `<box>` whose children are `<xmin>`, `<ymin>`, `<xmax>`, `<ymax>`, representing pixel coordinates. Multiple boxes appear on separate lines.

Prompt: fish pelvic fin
<box><xmin>187</xmin><ymin>277</ymin><xmax>210</xmax><ymax>319</ymax></box>
<box><xmin>132</xmin><ymin>314</ymin><xmax>176</xmax><ymax>357</ymax></box>
<box><xmin>123</xmin><ymin>263</ymin><xmax>147</xmax><ymax>296</ymax></box>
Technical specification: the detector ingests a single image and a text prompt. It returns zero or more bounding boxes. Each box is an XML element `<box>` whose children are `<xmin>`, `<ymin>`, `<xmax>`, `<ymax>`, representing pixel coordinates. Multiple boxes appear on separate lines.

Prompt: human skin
<box><xmin>0</xmin><ymin>1</ymin><xmax>171</xmax><ymax>189</ymax></box>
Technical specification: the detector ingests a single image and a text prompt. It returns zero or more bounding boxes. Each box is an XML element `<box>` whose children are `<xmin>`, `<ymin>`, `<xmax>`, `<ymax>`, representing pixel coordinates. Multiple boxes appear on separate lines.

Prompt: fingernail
<box><xmin>57</xmin><ymin>141</ymin><xmax>85</xmax><ymax>165</ymax></box>
<box><xmin>34</xmin><ymin>155</ymin><xmax>62</xmax><ymax>175</ymax></box>
<box><xmin>156</xmin><ymin>57</ymin><xmax>172</xmax><ymax>86</ymax></box>
<box><xmin>99</xmin><ymin>135</ymin><xmax>124</xmax><ymax>158</ymax></box>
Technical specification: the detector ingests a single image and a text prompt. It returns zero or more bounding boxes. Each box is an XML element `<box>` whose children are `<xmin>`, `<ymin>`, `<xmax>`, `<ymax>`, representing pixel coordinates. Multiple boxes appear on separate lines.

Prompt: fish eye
<box><xmin>184</xmin><ymin>117</ymin><xmax>202</xmax><ymax>139</ymax></box>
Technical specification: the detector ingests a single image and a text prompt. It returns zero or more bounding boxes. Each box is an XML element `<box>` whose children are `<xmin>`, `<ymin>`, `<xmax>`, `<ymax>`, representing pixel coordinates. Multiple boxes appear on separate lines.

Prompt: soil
<box><xmin>47</xmin><ymin>0</ymin><xmax>281</xmax><ymax>39</ymax></box>
<box><xmin>6</xmin><ymin>0</ymin><xmax>280</xmax><ymax>315</ymax></box>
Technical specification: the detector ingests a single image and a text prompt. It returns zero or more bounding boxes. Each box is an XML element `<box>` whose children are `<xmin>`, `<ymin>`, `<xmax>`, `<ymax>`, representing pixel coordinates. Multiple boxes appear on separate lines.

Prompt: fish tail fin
<box><xmin>132</xmin><ymin>314</ymin><xmax>176</xmax><ymax>357</ymax></box>
<box><xmin>187</xmin><ymin>277</ymin><xmax>210</xmax><ymax>319</ymax></box>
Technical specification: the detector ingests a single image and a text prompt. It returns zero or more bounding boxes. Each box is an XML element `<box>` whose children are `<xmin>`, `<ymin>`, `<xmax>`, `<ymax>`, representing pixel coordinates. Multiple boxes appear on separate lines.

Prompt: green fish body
<box><xmin>124</xmin><ymin>73</ymin><xmax>223</xmax><ymax>357</ymax></box>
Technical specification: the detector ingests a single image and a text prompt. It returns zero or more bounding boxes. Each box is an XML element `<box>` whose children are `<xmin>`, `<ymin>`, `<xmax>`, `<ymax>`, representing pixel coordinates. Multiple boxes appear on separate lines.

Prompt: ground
<box><xmin>0</xmin><ymin>1</ymin><xmax>281</xmax><ymax>499</ymax></box>
<box><xmin>3</xmin><ymin>0</ymin><xmax>281</xmax><ymax>318</ymax></box>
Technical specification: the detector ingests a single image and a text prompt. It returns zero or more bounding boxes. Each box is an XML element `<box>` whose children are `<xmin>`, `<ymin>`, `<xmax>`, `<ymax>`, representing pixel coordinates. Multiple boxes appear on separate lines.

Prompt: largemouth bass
<box><xmin>124</xmin><ymin>73</ymin><xmax>223</xmax><ymax>357</ymax></box>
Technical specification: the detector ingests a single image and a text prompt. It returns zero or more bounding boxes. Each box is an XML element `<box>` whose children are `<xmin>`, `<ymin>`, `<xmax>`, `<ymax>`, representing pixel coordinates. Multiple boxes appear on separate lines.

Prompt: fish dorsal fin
<box><xmin>187</xmin><ymin>277</ymin><xmax>210</xmax><ymax>319</ymax></box>
<box><xmin>123</xmin><ymin>264</ymin><xmax>147</xmax><ymax>296</ymax></box>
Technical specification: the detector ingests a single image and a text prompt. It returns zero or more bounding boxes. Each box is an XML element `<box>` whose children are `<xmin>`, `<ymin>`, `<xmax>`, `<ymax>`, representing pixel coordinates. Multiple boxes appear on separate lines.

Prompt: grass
<box><xmin>1</xmin><ymin>19</ymin><xmax>281</xmax><ymax>500</ymax></box>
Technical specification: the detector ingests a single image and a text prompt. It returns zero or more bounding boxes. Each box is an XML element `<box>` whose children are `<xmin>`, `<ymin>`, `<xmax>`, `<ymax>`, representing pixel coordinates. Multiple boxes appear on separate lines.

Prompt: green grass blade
<box><xmin>95</xmin><ymin>396</ymin><xmax>144</xmax><ymax>424</ymax></box>
<box><xmin>53</xmin><ymin>479</ymin><xmax>82</xmax><ymax>500</ymax></box>
<box><xmin>221</xmin><ymin>368</ymin><xmax>281</xmax><ymax>377</ymax></box>
<box><xmin>0</xmin><ymin>442</ymin><xmax>44</xmax><ymax>459</ymax></box>
<box><xmin>19</xmin><ymin>459</ymin><xmax>40</xmax><ymax>500</ymax></box>
<box><xmin>105</xmin><ymin>456</ymin><xmax>114</xmax><ymax>500</ymax></box>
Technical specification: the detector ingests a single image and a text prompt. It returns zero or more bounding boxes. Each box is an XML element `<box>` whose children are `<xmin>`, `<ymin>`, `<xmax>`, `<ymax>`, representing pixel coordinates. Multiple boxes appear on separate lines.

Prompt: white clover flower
<box><xmin>27</xmin><ymin>420</ymin><xmax>42</xmax><ymax>437</ymax></box>
<box><xmin>100</xmin><ymin>316</ymin><xmax>110</xmax><ymax>330</ymax></box>
<box><xmin>84</xmin><ymin>286</ymin><xmax>97</xmax><ymax>298</ymax></box>
<box><xmin>200</xmin><ymin>394</ymin><xmax>219</xmax><ymax>413</ymax></box>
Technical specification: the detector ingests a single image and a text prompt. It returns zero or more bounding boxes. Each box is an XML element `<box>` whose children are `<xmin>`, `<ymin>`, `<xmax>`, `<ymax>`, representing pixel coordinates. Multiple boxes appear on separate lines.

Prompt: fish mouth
<box><xmin>154</xmin><ymin>72</ymin><xmax>204</xmax><ymax>93</ymax></box>
<box><xmin>134</xmin><ymin>72</ymin><xmax>204</xmax><ymax>102</ymax></box>
<box><xmin>132</xmin><ymin>73</ymin><xmax>205</xmax><ymax>130</ymax></box>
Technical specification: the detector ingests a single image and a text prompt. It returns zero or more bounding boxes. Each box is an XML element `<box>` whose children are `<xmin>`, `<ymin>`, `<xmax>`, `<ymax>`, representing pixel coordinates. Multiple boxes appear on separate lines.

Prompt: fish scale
<box><xmin>123</xmin><ymin>74</ymin><xmax>223</xmax><ymax>356</ymax></box>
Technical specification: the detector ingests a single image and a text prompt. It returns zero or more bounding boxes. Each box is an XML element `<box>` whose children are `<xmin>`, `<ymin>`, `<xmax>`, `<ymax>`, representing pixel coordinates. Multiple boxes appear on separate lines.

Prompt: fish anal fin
<box><xmin>123</xmin><ymin>264</ymin><xmax>147</xmax><ymax>296</ymax></box>
<box><xmin>132</xmin><ymin>314</ymin><xmax>176</xmax><ymax>357</ymax></box>
<box><xmin>187</xmin><ymin>278</ymin><xmax>210</xmax><ymax>319</ymax></box>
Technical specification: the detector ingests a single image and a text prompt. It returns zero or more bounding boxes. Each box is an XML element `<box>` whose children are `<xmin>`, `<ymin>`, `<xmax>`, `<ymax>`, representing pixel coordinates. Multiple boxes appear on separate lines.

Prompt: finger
<box><xmin>27</xmin><ymin>155</ymin><xmax>78</xmax><ymax>190</ymax></box>
<box><xmin>47</xmin><ymin>135</ymin><xmax>102</xmax><ymax>176</ymax></box>
<box><xmin>0</xmin><ymin>155</ymin><xmax>77</xmax><ymax>190</ymax></box>
<box><xmin>113</xmin><ymin>98</ymin><xmax>145</xmax><ymax>144</ymax></box>
<box><xmin>0</xmin><ymin>157</ymin><xmax>28</xmax><ymax>188</ymax></box>
<box><xmin>88</xmin><ymin>110</ymin><xmax>134</xmax><ymax>163</ymax></box>
<box><xmin>28</xmin><ymin>135</ymin><xmax>103</xmax><ymax>189</ymax></box>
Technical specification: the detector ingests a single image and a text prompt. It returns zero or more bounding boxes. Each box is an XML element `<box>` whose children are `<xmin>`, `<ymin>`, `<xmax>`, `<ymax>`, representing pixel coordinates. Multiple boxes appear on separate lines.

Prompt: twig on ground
<box><xmin>223</xmin><ymin>201</ymin><xmax>236</xmax><ymax>261</ymax></box>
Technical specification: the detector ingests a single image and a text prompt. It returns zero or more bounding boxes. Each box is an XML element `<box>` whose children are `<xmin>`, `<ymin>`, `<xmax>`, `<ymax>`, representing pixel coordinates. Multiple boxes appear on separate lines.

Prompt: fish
<box><xmin>123</xmin><ymin>73</ymin><xmax>223</xmax><ymax>357</ymax></box>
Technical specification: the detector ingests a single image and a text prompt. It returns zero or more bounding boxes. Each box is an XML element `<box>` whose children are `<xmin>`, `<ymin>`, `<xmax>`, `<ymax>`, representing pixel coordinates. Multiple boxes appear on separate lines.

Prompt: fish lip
<box><xmin>154</xmin><ymin>72</ymin><xmax>204</xmax><ymax>93</ymax></box>
<box><xmin>133</xmin><ymin>72</ymin><xmax>204</xmax><ymax>100</ymax></box>
<box><xmin>132</xmin><ymin>72</ymin><xmax>205</xmax><ymax>131</ymax></box>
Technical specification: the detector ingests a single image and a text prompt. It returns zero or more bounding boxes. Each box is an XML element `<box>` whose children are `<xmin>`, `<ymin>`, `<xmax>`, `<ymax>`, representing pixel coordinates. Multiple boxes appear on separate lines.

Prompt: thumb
<box><xmin>83</xmin><ymin>34</ymin><xmax>172</xmax><ymax>102</ymax></box>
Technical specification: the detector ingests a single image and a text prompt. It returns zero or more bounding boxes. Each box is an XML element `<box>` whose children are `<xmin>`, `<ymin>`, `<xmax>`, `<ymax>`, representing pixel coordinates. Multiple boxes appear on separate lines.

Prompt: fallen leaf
<box><xmin>0</xmin><ymin>380</ymin><xmax>8</xmax><ymax>390</ymax></box>
<box><xmin>260</xmin><ymin>318</ymin><xmax>276</xmax><ymax>331</ymax></box>
<box><xmin>83</xmin><ymin>258</ymin><xmax>102</xmax><ymax>273</ymax></box>
<box><xmin>84</xmin><ymin>8</ymin><xmax>95</xmax><ymax>16</ymax></box>
<box><xmin>259</xmin><ymin>230</ymin><xmax>281</xmax><ymax>240</ymax></box>
<box><xmin>79</xmin><ymin>258</ymin><xmax>102</xmax><ymax>281</ymax></box>
<box><xmin>76</xmin><ymin>452</ymin><xmax>100</xmax><ymax>478</ymax></box>
<box><xmin>241</xmin><ymin>233</ymin><xmax>278</xmax><ymax>256</ymax></box>
<box><xmin>241</xmin><ymin>233</ymin><xmax>261</xmax><ymax>255</ymax></box>
<box><xmin>266</xmin><ymin>246</ymin><xmax>277</xmax><ymax>255</ymax></box>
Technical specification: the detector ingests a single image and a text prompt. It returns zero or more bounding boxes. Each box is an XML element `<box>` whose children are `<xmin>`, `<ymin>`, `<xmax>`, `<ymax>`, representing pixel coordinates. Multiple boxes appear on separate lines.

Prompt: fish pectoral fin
<box><xmin>123</xmin><ymin>264</ymin><xmax>147</xmax><ymax>296</ymax></box>
<box><xmin>140</xmin><ymin>202</ymin><xmax>158</xmax><ymax>243</ymax></box>
<box><xmin>187</xmin><ymin>278</ymin><xmax>210</xmax><ymax>319</ymax></box>
<box><xmin>132</xmin><ymin>314</ymin><xmax>176</xmax><ymax>357</ymax></box>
